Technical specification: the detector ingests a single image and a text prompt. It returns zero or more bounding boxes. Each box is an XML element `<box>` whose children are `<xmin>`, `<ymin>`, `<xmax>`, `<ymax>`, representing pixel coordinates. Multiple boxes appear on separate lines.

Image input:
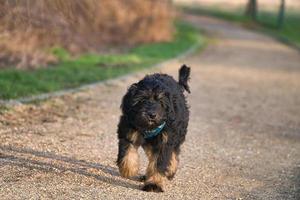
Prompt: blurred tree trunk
<box><xmin>277</xmin><ymin>0</ymin><xmax>285</xmax><ymax>28</ymax></box>
<box><xmin>245</xmin><ymin>0</ymin><xmax>257</xmax><ymax>20</ymax></box>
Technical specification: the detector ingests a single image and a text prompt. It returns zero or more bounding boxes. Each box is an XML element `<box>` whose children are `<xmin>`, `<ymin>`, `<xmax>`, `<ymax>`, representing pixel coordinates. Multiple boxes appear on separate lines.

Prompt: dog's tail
<box><xmin>178</xmin><ymin>64</ymin><xmax>191</xmax><ymax>93</ymax></box>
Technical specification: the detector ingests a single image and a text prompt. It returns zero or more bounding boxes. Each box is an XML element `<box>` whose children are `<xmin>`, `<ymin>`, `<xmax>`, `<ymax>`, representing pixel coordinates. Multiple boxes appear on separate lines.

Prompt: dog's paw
<box><xmin>167</xmin><ymin>174</ymin><xmax>175</xmax><ymax>180</ymax></box>
<box><xmin>138</xmin><ymin>175</ymin><xmax>147</xmax><ymax>182</ymax></box>
<box><xmin>142</xmin><ymin>183</ymin><xmax>164</xmax><ymax>192</ymax></box>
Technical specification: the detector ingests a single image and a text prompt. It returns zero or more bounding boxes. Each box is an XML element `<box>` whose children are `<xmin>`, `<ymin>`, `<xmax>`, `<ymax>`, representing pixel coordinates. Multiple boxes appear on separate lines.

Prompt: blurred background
<box><xmin>0</xmin><ymin>0</ymin><xmax>299</xmax><ymax>100</ymax></box>
<box><xmin>176</xmin><ymin>0</ymin><xmax>300</xmax><ymax>11</ymax></box>
<box><xmin>0</xmin><ymin>0</ymin><xmax>174</xmax><ymax>69</ymax></box>
<box><xmin>177</xmin><ymin>0</ymin><xmax>300</xmax><ymax>45</ymax></box>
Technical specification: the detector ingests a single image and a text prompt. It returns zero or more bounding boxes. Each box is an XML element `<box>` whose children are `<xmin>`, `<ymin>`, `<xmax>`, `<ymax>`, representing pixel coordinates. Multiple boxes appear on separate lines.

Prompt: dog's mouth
<box><xmin>143</xmin><ymin>121</ymin><xmax>158</xmax><ymax>130</ymax></box>
<box><xmin>135</xmin><ymin>118</ymin><xmax>162</xmax><ymax>131</ymax></box>
<box><xmin>147</xmin><ymin>120</ymin><xmax>156</xmax><ymax>126</ymax></box>
<box><xmin>145</xmin><ymin>121</ymin><xmax>165</xmax><ymax>130</ymax></box>
<box><xmin>145</xmin><ymin>117</ymin><xmax>166</xmax><ymax>129</ymax></box>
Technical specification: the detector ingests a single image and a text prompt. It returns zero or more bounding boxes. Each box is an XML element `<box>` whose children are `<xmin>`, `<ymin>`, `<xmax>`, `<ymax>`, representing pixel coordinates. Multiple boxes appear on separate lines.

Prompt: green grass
<box><xmin>182</xmin><ymin>6</ymin><xmax>300</xmax><ymax>48</ymax></box>
<box><xmin>0</xmin><ymin>21</ymin><xmax>203</xmax><ymax>100</ymax></box>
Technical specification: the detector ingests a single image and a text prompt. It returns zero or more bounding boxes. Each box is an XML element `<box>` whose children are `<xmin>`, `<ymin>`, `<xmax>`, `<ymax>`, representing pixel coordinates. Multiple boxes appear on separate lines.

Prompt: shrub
<box><xmin>0</xmin><ymin>0</ymin><xmax>174</xmax><ymax>69</ymax></box>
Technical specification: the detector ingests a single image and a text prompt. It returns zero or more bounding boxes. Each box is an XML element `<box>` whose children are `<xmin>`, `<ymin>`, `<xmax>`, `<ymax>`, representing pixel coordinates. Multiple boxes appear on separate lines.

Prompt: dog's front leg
<box><xmin>116</xmin><ymin>118</ymin><xmax>141</xmax><ymax>178</ymax></box>
<box><xmin>117</xmin><ymin>138</ymin><xmax>139</xmax><ymax>178</ymax></box>
<box><xmin>142</xmin><ymin>144</ymin><xmax>176</xmax><ymax>192</ymax></box>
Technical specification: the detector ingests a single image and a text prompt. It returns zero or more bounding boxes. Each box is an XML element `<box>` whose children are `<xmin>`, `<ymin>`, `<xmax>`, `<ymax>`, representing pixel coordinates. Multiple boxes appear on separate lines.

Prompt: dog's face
<box><xmin>122</xmin><ymin>82</ymin><xmax>170</xmax><ymax>131</ymax></box>
<box><xmin>131</xmin><ymin>89</ymin><xmax>167</xmax><ymax>130</ymax></box>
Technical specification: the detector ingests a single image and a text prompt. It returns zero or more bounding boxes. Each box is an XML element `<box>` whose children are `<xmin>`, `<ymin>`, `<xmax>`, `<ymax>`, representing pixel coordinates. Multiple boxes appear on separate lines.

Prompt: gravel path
<box><xmin>1</xmin><ymin>15</ymin><xmax>300</xmax><ymax>200</ymax></box>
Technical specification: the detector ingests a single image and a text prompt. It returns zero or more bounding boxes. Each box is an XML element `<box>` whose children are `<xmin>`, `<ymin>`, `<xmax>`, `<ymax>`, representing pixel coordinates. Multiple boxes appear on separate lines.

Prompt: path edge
<box><xmin>0</xmin><ymin>31</ymin><xmax>204</xmax><ymax>107</ymax></box>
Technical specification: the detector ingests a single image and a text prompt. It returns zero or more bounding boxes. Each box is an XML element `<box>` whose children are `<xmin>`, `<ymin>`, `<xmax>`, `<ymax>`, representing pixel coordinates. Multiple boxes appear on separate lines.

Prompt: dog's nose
<box><xmin>148</xmin><ymin>113</ymin><xmax>157</xmax><ymax>120</ymax></box>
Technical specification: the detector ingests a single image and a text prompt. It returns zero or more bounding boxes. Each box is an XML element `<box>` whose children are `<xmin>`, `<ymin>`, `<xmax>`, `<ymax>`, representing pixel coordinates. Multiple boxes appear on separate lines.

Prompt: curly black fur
<box><xmin>117</xmin><ymin>65</ymin><xmax>191</xmax><ymax>192</ymax></box>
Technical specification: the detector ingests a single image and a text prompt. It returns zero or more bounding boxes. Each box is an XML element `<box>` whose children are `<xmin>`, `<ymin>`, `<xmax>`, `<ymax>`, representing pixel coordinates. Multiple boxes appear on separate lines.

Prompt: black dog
<box><xmin>117</xmin><ymin>65</ymin><xmax>190</xmax><ymax>192</ymax></box>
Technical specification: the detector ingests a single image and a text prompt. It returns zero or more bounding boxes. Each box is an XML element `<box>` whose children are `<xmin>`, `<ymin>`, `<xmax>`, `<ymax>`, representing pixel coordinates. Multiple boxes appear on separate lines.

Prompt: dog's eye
<box><xmin>156</xmin><ymin>92</ymin><xmax>164</xmax><ymax>100</ymax></box>
<box><xmin>161</xmin><ymin>99</ymin><xmax>167</xmax><ymax>106</ymax></box>
<box><xmin>158</xmin><ymin>97</ymin><xmax>167</xmax><ymax>107</ymax></box>
<box><xmin>132</xmin><ymin>97</ymin><xmax>144</xmax><ymax>106</ymax></box>
<box><xmin>132</xmin><ymin>101</ymin><xmax>139</xmax><ymax>106</ymax></box>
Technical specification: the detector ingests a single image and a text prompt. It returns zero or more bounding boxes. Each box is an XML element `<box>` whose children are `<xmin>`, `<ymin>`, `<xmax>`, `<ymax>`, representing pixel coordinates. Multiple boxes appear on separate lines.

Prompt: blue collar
<box><xmin>143</xmin><ymin>122</ymin><xmax>166</xmax><ymax>139</ymax></box>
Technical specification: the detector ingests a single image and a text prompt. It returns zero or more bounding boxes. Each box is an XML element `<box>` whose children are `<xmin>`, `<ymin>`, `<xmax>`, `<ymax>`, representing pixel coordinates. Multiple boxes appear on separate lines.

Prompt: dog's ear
<box><xmin>121</xmin><ymin>83</ymin><xmax>138</xmax><ymax>114</ymax></box>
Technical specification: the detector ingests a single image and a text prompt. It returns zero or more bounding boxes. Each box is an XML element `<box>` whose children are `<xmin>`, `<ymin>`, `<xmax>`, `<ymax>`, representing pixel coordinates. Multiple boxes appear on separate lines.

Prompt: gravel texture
<box><xmin>1</xmin><ymin>14</ymin><xmax>300</xmax><ymax>199</ymax></box>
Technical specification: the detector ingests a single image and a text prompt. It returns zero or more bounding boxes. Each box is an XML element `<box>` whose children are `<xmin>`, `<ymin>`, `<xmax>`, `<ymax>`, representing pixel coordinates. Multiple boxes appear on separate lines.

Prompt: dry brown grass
<box><xmin>0</xmin><ymin>0</ymin><xmax>174</xmax><ymax>69</ymax></box>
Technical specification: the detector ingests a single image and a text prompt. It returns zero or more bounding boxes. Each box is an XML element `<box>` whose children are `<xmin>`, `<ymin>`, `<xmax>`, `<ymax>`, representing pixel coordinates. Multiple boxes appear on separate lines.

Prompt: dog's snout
<box><xmin>147</xmin><ymin>112</ymin><xmax>157</xmax><ymax>120</ymax></box>
<box><xmin>147</xmin><ymin>110</ymin><xmax>157</xmax><ymax>120</ymax></box>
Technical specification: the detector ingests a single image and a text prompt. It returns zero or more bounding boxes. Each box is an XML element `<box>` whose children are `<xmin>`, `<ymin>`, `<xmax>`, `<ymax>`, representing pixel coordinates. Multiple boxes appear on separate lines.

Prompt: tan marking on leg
<box><xmin>146</xmin><ymin>154</ymin><xmax>157</xmax><ymax>178</ymax></box>
<box><xmin>161</xmin><ymin>132</ymin><xmax>168</xmax><ymax>144</ymax></box>
<box><xmin>119</xmin><ymin>144</ymin><xmax>139</xmax><ymax>178</ymax></box>
<box><xmin>127</xmin><ymin>131</ymin><xmax>139</xmax><ymax>143</ymax></box>
<box><xmin>143</xmin><ymin>145</ymin><xmax>156</xmax><ymax>177</ymax></box>
<box><xmin>166</xmin><ymin>152</ymin><xmax>178</xmax><ymax>179</ymax></box>
<box><xmin>143</xmin><ymin>145</ymin><xmax>152</xmax><ymax>160</ymax></box>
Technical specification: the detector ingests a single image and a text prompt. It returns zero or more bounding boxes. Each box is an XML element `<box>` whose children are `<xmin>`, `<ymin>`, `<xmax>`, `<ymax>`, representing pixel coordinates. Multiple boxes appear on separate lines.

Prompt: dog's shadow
<box><xmin>0</xmin><ymin>145</ymin><xmax>140</xmax><ymax>190</ymax></box>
